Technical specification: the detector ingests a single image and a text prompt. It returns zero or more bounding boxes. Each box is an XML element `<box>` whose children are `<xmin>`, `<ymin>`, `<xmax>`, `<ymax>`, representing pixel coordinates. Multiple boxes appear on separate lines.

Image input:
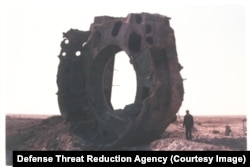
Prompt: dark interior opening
<box><xmin>145</xmin><ymin>25</ymin><xmax>151</xmax><ymax>34</ymax></box>
<box><xmin>128</xmin><ymin>32</ymin><xmax>141</xmax><ymax>52</ymax></box>
<box><xmin>141</xmin><ymin>86</ymin><xmax>150</xmax><ymax>100</ymax></box>
<box><xmin>112</xmin><ymin>21</ymin><xmax>122</xmax><ymax>36</ymax></box>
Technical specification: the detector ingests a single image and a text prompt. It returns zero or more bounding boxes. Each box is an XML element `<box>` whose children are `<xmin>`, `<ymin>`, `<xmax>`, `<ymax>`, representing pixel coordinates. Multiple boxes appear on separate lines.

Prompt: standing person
<box><xmin>183</xmin><ymin>110</ymin><xmax>194</xmax><ymax>140</ymax></box>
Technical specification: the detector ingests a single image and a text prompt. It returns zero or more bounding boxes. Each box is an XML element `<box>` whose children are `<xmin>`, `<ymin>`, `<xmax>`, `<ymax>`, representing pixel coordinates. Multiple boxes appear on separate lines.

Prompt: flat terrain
<box><xmin>6</xmin><ymin>114</ymin><xmax>247</xmax><ymax>165</ymax></box>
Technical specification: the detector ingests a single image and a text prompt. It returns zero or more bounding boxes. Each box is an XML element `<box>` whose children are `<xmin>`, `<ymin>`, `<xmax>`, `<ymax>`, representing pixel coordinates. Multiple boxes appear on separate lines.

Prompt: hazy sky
<box><xmin>0</xmin><ymin>0</ymin><xmax>249</xmax><ymax>118</ymax></box>
<box><xmin>0</xmin><ymin>1</ymin><xmax>249</xmax><ymax>163</ymax></box>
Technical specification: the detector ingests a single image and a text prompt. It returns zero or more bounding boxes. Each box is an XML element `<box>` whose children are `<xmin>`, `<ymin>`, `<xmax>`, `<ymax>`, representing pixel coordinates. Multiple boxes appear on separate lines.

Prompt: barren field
<box><xmin>6</xmin><ymin>114</ymin><xmax>247</xmax><ymax>165</ymax></box>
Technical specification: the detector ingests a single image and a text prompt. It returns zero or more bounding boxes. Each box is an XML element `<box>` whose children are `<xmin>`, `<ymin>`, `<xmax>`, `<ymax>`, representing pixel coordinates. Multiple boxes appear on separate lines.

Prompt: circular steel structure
<box><xmin>57</xmin><ymin>13</ymin><xmax>184</xmax><ymax>149</ymax></box>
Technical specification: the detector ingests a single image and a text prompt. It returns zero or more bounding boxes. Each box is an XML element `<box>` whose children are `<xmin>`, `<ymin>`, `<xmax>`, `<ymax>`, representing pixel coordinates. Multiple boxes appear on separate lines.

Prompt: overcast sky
<box><xmin>0</xmin><ymin>0</ymin><xmax>249</xmax><ymax>163</ymax></box>
<box><xmin>0</xmin><ymin>0</ymin><xmax>249</xmax><ymax>118</ymax></box>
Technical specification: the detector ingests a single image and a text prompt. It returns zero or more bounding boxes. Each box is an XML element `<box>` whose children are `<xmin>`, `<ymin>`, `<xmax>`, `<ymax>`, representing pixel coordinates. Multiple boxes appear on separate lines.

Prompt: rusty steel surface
<box><xmin>56</xmin><ymin>13</ymin><xmax>184</xmax><ymax>149</ymax></box>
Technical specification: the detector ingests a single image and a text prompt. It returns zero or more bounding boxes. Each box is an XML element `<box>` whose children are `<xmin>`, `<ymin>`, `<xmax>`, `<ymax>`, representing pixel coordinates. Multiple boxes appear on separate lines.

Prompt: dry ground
<box><xmin>5</xmin><ymin>114</ymin><xmax>247</xmax><ymax>165</ymax></box>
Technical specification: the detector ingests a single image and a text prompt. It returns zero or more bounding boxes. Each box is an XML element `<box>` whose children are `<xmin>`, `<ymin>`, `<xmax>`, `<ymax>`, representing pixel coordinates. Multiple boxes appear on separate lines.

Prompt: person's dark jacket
<box><xmin>183</xmin><ymin>114</ymin><xmax>194</xmax><ymax>128</ymax></box>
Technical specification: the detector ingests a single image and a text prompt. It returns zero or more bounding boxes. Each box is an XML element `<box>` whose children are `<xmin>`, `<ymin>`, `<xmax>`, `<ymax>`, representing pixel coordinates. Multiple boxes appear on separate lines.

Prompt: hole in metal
<box><xmin>145</xmin><ymin>25</ymin><xmax>151</xmax><ymax>34</ymax></box>
<box><xmin>62</xmin><ymin>52</ymin><xmax>66</xmax><ymax>56</ymax></box>
<box><xmin>112</xmin><ymin>21</ymin><xmax>122</xmax><ymax>36</ymax></box>
<box><xmin>141</xmin><ymin>86</ymin><xmax>150</xmax><ymax>100</ymax></box>
<box><xmin>128</xmin><ymin>32</ymin><xmax>141</xmax><ymax>52</ymax></box>
<box><xmin>75</xmin><ymin>51</ymin><xmax>81</xmax><ymax>56</ymax></box>
<box><xmin>82</xmin><ymin>42</ymin><xmax>87</xmax><ymax>47</ymax></box>
<box><xmin>64</xmin><ymin>39</ymin><xmax>69</xmax><ymax>44</ymax></box>
<box><xmin>111</xmin><ymin>51</ymin><xmax>137</xmax><ymax>110</ymax></box>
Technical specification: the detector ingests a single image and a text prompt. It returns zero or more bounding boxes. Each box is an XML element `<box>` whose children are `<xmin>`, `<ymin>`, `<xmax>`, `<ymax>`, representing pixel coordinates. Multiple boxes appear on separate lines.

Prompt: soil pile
<box><xmin>6</xmin><ymin>115</ymin><xmax>247</xmax><ymax>165</ymax></box>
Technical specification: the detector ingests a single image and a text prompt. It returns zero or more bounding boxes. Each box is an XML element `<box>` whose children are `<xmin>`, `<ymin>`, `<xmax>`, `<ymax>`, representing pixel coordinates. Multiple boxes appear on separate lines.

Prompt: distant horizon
<box><xmin>5</xmin><ymin>113</ymin><xmax>247</xmax><ymax>117</ymax></box>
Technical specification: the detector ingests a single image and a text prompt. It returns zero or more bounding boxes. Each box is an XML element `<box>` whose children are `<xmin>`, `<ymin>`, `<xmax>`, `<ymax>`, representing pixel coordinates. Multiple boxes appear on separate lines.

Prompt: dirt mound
<box><xmin>6</xmin><ymin>115</ymin><xmax>247</xmax><ymax>165</ymax></box>
<box><xmin>150</xmin><ymin>138</ymin><xmax>232</xmax><ymax>151</ymax></box>
<box><xmin>11</xmin><ymin>116</ymin><xmax>87</xmax><ymax>151</ymax></box>
<box><xmin>7</xmin><ymin>116</ymin><xmax>246</xmax><ymax>151</ymax></box>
